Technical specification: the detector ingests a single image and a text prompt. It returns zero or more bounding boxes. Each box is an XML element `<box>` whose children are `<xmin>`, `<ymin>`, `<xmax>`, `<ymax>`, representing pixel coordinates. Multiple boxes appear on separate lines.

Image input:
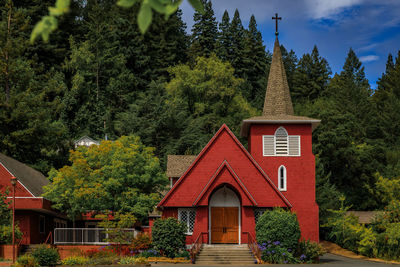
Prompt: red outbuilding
<box><xmin>159</xmin><ymin>36</ymin><xmax>321</xmax><ymax>245</ymax></box>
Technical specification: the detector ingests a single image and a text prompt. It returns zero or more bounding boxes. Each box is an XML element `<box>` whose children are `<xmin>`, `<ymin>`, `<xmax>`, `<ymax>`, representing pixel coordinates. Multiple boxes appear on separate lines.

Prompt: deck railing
<box><xmin>54</xmin><ymin>228</ymin><xmax>137</xmax><ymax>245</ymax></box>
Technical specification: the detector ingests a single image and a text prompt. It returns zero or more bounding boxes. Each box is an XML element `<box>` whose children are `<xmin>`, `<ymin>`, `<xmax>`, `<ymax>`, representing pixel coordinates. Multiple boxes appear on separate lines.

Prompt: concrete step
<box><xmin>196</xmin><ymin>260</ymin><xmax>256</xmax><ymax>264</ymax></box>
<box><xmin>197</xmin><ymin>256</ymin><xmax>255</xmax><ymax>261</ymax></box>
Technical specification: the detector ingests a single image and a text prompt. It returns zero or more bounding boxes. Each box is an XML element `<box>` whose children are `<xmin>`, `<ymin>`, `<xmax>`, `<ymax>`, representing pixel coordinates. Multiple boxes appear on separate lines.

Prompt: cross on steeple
<box><xmin>272</xmin><ymin>13</ymin><xmax>282</xmax><ymax>36</ymax></box>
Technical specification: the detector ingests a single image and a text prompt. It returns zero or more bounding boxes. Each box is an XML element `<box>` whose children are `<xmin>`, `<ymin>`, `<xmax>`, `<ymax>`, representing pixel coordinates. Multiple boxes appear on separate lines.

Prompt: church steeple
<box><xmin>263</xmin><ymin>37</ymin><xmax>294</xmax><ymax>116</ymax></box>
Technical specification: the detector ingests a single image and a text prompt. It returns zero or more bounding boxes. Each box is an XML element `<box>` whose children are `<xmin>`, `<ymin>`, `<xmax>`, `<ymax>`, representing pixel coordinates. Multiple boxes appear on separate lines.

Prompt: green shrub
<box><xmin>358</xmin><ymin>227</ymin><xmax>377</xmax><ymax>257</ymax></box>
<box><xmin>61</xmin><ymin>256</ymin><xmax>89</xmax><ymax>265</ymax></box>
<box><xmin>151</xmin><ymin>217</ymin><xmax>186</xmax><ymax>258</ymax></box>
<box><xmin>138</xmin><ymin>249</ymin><xmax>159</xmax><ymax>258</ymax></box>
<box><xmin>31</xmin><ymin>245</ymin><xmax>60</xmax><ymax>266</ymax></box>
<box><xmin>87</xmin><ymin>256</ymin><xmax>119</xmax><ymax>265</ymax></box>
<box><xmin>297</xmin><ymin>240</ymin><xmax>325</xmax><ymax>263</ymax></box>
<box><xmin>256</xmin><ymin>208</ymin><xmax>301</xmax><ymax>250</ymax></box>
<box><xmin>15</xmin><ymin>254</ymin><xmax>40</xmax><ymax>267</ymax></box>
<box><xmin>175</xmin><ymin>250</ymin><xmax>190</xmax><ymax>259</ymax></box>
<box><xmin>130</xmin><ymin>233</ymin><xmax>151</xmax><ymax>252</ymax></box>
<box><xmin>0</xmin><ymin>225</ymin><xmax>22</xmax><ymax>244</ymax></box>
<box><xmin>134</xmin><ymin>257</ymin><xmax>149</xmax><ymax>264</ymax></box>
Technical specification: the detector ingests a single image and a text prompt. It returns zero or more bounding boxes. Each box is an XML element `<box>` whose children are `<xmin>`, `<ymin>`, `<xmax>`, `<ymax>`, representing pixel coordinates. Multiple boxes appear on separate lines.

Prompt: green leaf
<box><xmin>164</xmin><ymin>0</ymin><xmax>182</xmax><ymax>15</ymax></box>
<box><xmin>30</xmin><ymin>16</ymin><xmax>58</xmax><ymax>43</ymax></box>
<box><xmin>148</xmin><ymin>0</ymin><xmax>166</xmax><ymax>13</ymax></box>
<box><xmin>188</xmin><ymin>0</ymin><xmax>204</xmax><ymax>14</ymax></box>
<box><xmin>117</xmin><ymin>0</ymin><xmax>138</xmax><ymax>8</ymax></box>
<box><xmin>138</xmin><ymin>1</ymin><xmax>152</xmax><ymax>34</ymax></box>
<box><xmin>49</xmin><ymin>0</ymin><xmax>70</xmax><ymax>16</ymax></box>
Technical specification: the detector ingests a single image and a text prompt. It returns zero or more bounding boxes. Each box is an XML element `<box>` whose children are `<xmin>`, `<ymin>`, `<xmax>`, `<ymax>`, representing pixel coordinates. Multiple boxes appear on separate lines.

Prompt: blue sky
<box><xmin>180</xmin><ymin>0</ymin><xmax>400</xmax><ymax>89</ymax></box>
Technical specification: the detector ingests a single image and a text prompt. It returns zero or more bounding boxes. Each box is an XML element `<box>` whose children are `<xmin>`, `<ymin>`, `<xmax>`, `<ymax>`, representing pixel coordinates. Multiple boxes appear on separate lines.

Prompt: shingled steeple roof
<box><xmin>240</xmin><ymin>36</ymin><xmax>320</xmax><ymax>137</ymax></box>
<box><xmin>263</xmin><ymin>37</ymin><xmax>294</xmax><ymax>116</ymax></box>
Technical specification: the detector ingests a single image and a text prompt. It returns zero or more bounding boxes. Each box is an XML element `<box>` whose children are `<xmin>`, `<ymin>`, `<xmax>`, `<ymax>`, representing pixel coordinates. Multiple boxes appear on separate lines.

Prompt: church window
<box><xmin>278</xmin><ymin>165</ymin><xmax>287</xmax><ymax>191</ymax></box>
<box><xmin>263</xmin><ymin>127</ymin><xmax>300</xmax><ymax>156</ymax></box>
<box><xmin>254</xmin><ymin>208</ymin><xmax>267</xmax><ymax>224</ymax></box>
<box><xmin>178</xmin><ymin>208</ymin><xmax>196</xmax><ymax>235</ymax></box>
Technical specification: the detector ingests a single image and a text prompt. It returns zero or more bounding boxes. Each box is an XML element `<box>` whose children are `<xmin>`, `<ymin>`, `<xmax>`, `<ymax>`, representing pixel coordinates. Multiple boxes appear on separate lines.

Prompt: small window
<box><xmin>278</xmin><ymin>165</ymin><xmax>287</xmax><ymax>191</ymax></box>
<box><xmin>39</xmin><ymin>215</ymin><xmax>45</xmax><ymax>233</ymax></box>
<box><xmin>178</xmin><ymin>209</ymin><xmax>196</xmax><ymax>235</ymax></box>
<box><xmin>254</xmin><ymin>208</ymin><xmax>266</xmax><ymax>224</ymax></box>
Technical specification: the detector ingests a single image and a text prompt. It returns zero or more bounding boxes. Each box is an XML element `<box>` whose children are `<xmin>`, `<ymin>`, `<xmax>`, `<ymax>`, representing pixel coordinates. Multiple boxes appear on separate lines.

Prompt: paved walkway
<box><xmin>152</xmin><ymin>253</ymin><xmax>398</xmax><ymax>266</ymax></box>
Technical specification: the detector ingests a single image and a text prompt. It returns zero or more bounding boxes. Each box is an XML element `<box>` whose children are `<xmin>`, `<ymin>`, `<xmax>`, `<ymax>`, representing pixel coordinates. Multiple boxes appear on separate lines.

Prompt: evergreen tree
<box><xmin>229</xmin><ymin>9</ymin><xmax>246</xmax><ymax>78</ymax></box>
<box><xmin>242</xmin><ymin>15</ymin><xmax>268</xmax><ymax>109</ymax></box>
<box><xmin>279</xmin><ymin>45</ymin><xmax>298</xmax><ymax>90</ymax></box>
<box><xmin>189</xmin><ymin>0</ymin><xmax>218</xmax><ymax>59</ymax></box>
<box><xmin>292</xmin><ymin>45</ymin><xmax>331</xmax><ymax>102</ymax></box>
<box><xmin>216</xmin><ymin>10</ymin><xmax>231</xmax><ymax>61</ymax></box>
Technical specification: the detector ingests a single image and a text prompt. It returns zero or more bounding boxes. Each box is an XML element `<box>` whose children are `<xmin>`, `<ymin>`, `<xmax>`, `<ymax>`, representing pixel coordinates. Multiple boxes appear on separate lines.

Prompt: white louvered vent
<box><xmin>288</xmin><ymin>136</ymin><xmax>300</xmax><ymax>156</ymax></box>
<box><xmin>263</xmin><ymin>136</ymin><xmax>275</xmax><ymax>156</ymax></box>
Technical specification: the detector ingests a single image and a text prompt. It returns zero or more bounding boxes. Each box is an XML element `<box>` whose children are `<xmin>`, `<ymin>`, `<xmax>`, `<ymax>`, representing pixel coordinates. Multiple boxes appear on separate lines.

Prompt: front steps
<box><xmin>195</xmin><ymin>244</ymin><xmax>256</xmax><ymax>264</ymax></box>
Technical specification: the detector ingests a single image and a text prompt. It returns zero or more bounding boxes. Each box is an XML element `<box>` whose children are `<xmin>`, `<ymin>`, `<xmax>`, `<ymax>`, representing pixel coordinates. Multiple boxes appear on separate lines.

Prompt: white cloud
<box><xmin>359</xmin><ymin>55</ymin><xmax>379</xmax><ymax>63</ymax></box>
<box><xmin>306</xmin><ymin>0</ymin><xmax>363</xmax><ymax>19</ymax></box>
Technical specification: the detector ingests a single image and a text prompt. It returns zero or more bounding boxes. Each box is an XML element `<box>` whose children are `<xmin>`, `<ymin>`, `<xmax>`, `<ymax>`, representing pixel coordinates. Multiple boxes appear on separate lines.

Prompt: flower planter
<box><xmin>0</xmin><ymin>244</ymin><xmax>19</xmax><ymax>260</ymax></box>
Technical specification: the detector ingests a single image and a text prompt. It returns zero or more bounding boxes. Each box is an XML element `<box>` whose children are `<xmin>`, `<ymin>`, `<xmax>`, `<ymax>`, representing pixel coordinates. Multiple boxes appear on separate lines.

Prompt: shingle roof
<box><xmin>166</xmin><ymin>155</ymin><xmax>197</xmax><ymax>178</ymax></box>
<box><xmin>263</xmin><ymin>37</ymin><xmax>294</xmax><ymax>116</ymax></box>
<box><xmin>0</xmin><ymin>153</ymin><xmax>49</xmax><ymax>197</ymax></box>
<box><xmin>240</xmin><ymin>36</ymin><xmax>320</xmax><ymax>137</ymax></box>
<box><xmin>346</xmin><ymin>211</ymin><xmax>383</xmax><ymax>224</ymax></box>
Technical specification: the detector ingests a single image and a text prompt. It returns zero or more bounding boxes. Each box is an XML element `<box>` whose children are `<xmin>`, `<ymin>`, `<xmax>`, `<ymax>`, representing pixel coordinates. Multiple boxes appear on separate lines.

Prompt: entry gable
<box><xmin>158</xmin><ymin>124</ymin><xmax>291</xmax><ymax>208</ymax></box>
<box><xmin>193</xmin><ymin>160</ymin><xmax>257</xmax><ymax>206</ymax></box>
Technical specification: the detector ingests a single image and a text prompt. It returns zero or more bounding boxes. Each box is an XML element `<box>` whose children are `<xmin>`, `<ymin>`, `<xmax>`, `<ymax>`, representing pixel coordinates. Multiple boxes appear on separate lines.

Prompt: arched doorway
<box><xmin>209</xmin><ymin>185</ymin><xmax>240</xmax><ymax>244</ymax></box>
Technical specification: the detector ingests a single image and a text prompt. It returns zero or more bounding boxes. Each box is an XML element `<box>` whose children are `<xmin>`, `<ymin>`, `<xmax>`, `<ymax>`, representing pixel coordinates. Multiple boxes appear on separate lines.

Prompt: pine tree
<box><xmin>216</xmin><ymin>10</ymin><xmax>231</xmax><ymax>61</ymax></box>
<box><xmin>242</xmin><ymin>15</ymin><xmax>268</xmax><ymax>109</ymax></box>
<box><xmin>229</xmin><ymin>9</ymin><xmax>246</xmax><ymax>78</ymax></box>
<box><xmin>189</xmin><ymin>0</ymin><xmax>218</xmax><ymax>59</ymax></box>
<box><xmin>292</xmin><ymin>45</ymin><xmax>331</xmax><ymax>102</ymax></box>
<box><xmin>279</xmin><ymin>45</ymin><xmax>298</xmax><ymax>90</ymax></box>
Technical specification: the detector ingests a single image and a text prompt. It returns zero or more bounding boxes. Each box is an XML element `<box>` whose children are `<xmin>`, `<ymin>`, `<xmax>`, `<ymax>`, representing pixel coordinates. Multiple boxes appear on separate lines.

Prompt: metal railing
<box><xmin>245</xmin><ymin>232</ymin><xmax>261</xmax><ymax>264</ymax></box>
<box><xmin>190</xmin><ymin>232</ymin><xmax>206</xmax><ymax>264</ymax></box>
<box><xmin>54</xmin><ymin>228</ymin><xmax>137</xmax><ymax>245</ymax></box>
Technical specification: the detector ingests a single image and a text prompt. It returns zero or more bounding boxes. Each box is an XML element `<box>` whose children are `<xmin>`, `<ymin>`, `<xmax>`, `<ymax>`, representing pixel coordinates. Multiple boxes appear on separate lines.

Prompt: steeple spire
<box><xmin>263</xmin><ymin>37</ymin><xmax>294</xmax><ymax>116</ymax></box>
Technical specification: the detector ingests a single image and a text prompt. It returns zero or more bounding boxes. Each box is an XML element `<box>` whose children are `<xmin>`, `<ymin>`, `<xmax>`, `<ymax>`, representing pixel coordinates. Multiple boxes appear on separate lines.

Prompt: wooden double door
<box><xmin>211</xmin><ymin>207</ymin><xmax>239</xmax><ymax>243</ymax></box>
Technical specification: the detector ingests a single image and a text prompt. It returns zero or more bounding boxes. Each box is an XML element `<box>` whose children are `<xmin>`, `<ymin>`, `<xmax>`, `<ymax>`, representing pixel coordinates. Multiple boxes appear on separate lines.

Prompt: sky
<box><xmin>179</xmin><ymin>0</ymin><xmax>400</xmax><ymax>89</ymax></box>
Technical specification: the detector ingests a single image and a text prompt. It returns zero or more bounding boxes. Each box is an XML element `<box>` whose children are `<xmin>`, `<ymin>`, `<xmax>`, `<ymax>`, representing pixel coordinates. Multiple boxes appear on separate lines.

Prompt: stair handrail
<box><xmin>190</xmin><ymin>232</ymin><xmax>206</xmax><ymax>264</ymax></box>
<box><xmin>44</xmin><ymin>231</ymin><xmax>53</xmax><ymax>245</ymax></box>
<box><xmin>17</xmin><ymin>231</ymin><xmax>26</xmax><ymax>249</ymax></box>
<box><xmin>244</xmin><ymin>231</ymin><xmax>261</xmax><ymax>264</ymax></box>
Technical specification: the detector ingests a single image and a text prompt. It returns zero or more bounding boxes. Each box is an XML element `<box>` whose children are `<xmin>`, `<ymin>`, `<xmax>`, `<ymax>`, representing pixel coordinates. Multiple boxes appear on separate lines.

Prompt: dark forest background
<box><xmin>1</xmin><ymin>0</ymin><xmax>400</xmax><ymax>214</ymax></box>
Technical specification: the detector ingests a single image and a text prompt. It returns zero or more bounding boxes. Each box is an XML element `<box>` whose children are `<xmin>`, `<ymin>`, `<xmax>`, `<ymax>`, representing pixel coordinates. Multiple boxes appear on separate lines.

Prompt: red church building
<box><xmin>159</xmin><ymin>36</ymin><xmax>321</xmax><ymax>245</ymax></box>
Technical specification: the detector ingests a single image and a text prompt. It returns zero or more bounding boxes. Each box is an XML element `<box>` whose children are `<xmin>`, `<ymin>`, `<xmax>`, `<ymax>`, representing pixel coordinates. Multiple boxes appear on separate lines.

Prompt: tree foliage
<box><xmin>43</xmin><ymin>136</ymin><xmax>168</xmax><ymax>221</ymax></box>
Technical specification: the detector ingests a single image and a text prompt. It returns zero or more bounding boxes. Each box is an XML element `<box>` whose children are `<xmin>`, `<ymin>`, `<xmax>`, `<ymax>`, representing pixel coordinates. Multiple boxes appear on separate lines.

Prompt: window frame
<box><xmin>178</xmin><ymin>208</ymin><xmax>196</xmax><ymax>235</ymax></box>
<box><xmin>278</xmin><ymin>165</ymin><xmax>287</xmax><ymax>191</ymax></box>
<box><xmin>262</xmin><ymin>127</ymin><xmax>301</xmax><ymax>157</ymax></box>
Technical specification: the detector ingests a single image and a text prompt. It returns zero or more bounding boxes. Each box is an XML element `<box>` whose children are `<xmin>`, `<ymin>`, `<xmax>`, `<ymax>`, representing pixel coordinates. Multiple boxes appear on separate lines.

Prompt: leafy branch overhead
<box><xmin>31</xmin><ymin>0</ymin><xmax>204</xmax><ymax>42</ymax></box>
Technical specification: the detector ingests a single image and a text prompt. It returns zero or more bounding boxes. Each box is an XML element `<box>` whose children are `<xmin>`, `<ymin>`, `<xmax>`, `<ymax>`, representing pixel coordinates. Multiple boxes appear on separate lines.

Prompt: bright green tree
<box><xmin>43</xmin><ymin>135</ymin><xmax>168</xmax><ymax>221</ymax></box>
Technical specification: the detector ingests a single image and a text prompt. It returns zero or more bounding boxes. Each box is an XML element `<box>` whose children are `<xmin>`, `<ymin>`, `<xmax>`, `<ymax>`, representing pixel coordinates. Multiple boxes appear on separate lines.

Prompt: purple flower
<box><xmin>284</xmin><ymin>260</ymin><xmax>288</xmax><ymax>264</ymax></box>
<box><xmin>271</xmin><ymin>250</ymin><xmax>275</xmax><ymax>254</ymax></box>
<box><xmin>273</xmin><ymin>241</ymin><xmax>280</xmax><ymax>245</ymax></box>
<box><xmin>262</xmin><ymin>243</ymin><xmax>266</xmax><ymax>246</ymax></box>
<box><xmin>267</xmin><ymin>251</ymin><xmax>271</xmax><ymax>255</ymax></box>
<box><xmin>288</xmin><ymin>249</ymin><xmax>292</xmax><ymax>252</ymax></box>
<box><xmin>268</xmin><ymin>244</ymin><xmax>271</xmax><ymax>247</ymax></box>
<box><xmin>267</xmin><ymin>240</ymin><xmax>271</xmax><ymax>244</ymax></box>
<box><xmin>282</xmin><ymin>252</ymin><xmax>286</xmax><ymax>256</ymax></box>
<box><xmin>300</xmin><ymin>254</ymin><xmax>306</xmax><ymax>260</ymax></box>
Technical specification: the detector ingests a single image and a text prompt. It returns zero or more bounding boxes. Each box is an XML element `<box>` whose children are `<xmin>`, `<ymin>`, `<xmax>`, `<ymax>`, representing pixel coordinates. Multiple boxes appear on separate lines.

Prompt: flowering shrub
<box><xmin>15</xmin><ymin>254</ymin><xmax>40</xmax><ymax>267</ymax></box>
<box><xmin>259</xmin><ymin>241</ymin><xmax>298</xmax><ymax>264</ymax></box>
<box><xmin>130</xmin><ymin>233</ymin><xmax>151</xmax><ymax>252</ymax></box>
<box><xmin>31</xmin><ymin>245</ymin><xmax>60</xmax><ymax>266</ymax></box>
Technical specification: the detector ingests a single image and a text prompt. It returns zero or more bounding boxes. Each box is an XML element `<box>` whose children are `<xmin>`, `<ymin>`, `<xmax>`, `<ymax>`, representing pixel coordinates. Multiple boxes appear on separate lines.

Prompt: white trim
<box><xmin>278</xmin><ymin>165</ymin><xmax>287</xmax><ymax>191</ymax></box>
<box><xmin>262</xmin><ymin>127</ymin><xmax>301</xmax><ymax>157</ymax></box>
<box><xmin>0</xmin><ymin>162</ymin><xmax>36</xmax><ymax>197</ymax></box>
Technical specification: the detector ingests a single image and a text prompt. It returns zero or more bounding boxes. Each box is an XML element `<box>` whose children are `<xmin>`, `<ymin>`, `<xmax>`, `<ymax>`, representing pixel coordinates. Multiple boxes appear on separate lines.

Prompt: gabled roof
<box><xmin>74</xmin><ymin>136</ymin><xmax>100</xmax><ymax>147</ymax></box>
<box><xmin>166</xmin><ymin>155</ymin><xmax>197</xmax><ymax>177</ymax></box>
<box><xmin>0</xmin><ymin>153</ymin><xmax>48</xmax><ymax>197</ymax></box>
<box><xmin>241</xmin><ymin>37</ymin><xmax>320</xmax><ymax>137</ymax></box>
<box><xmin>158</xmin><ymin>124</ymin><xmax>292</xmax><ymax>208</ymax></box>
<box><xmin>193</xmin><ymin>160</ymin><xmax>257</xmax><ymax>206</ymax></box>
